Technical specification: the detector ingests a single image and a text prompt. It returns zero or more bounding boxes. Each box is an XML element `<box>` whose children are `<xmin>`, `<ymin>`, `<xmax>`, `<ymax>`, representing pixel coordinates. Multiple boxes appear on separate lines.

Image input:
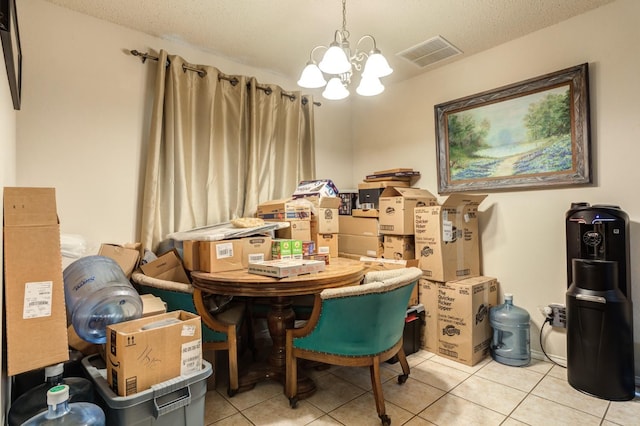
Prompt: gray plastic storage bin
<box><xmin>81</xmin><ymin>354</ymin><xmax>212</xmax><ymax>426</ymax></box>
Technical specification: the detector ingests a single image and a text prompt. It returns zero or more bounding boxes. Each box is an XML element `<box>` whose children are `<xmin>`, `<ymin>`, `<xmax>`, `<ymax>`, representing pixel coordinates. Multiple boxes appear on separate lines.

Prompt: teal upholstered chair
<box><xmin>285</xmin><ymin>267</ymin><xmax>423</xmax><ymax>426</ymax></box>
<box><xmin>131</xmin><ymin>271</ymin><xmax>245</xmax><ymax>396</ymax></box>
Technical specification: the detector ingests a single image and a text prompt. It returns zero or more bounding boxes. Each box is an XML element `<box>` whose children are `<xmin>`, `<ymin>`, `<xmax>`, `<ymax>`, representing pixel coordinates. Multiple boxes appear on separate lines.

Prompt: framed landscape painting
<box><xmin>435</xmin><ymin>63</ymin><xmax>591</xmax><ymax>193</ymax></box>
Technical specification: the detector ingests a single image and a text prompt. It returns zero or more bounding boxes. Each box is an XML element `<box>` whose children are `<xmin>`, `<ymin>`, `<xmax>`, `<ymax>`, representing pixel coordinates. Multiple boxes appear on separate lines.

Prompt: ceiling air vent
<box><xmin>397</xmin><ymin>35</ymin><xmax>462</xmax><ymax>68</ymax></box>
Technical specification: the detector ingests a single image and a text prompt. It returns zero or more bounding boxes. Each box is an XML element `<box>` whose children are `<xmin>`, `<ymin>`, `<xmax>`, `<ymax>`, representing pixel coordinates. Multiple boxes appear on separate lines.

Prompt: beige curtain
<box><xmin>140</xmin><ymin>51</ymin><xmax>316</xmax><ymax>252</ymax></box>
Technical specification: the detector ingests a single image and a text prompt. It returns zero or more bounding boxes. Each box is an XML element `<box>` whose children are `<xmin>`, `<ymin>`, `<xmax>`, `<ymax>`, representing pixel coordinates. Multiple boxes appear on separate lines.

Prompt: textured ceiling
<box><xmin>43</xmin><ymin>0</ymin><xmax>615</xmax><ymax>85</ymax></box>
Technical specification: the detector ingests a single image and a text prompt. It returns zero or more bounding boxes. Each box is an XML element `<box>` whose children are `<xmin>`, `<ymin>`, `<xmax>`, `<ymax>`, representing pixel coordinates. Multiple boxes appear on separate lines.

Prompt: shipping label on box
<box><xmin>3</xmin><ymin>187</ymin><xmax>70</xmax><ymax>375</ymax></box>
<box><xmin>339</xmin><ymin>215</ymin><xmax>379</xmax><ymax>236</ymax></box>
<box><xmin>378</xmin><ymin>187</ymin><xmax>438</xmax><ymax>235</ymax></box>
<box><xmin>414</xmin><ymin>194</ymin><xmax>487</xmax><ymax>282</ymax></box>
<box><xmin>383</xmin><ymin>235</ymin><xmax>415</xmax><ymax>260</ymax></box>
<box><xmin>436</xmin><ymin>276</ymin><xmax>498</xmax><ymax>366</ymax></box>
<box><xmin>199</xmin><ymin>239</ymin><xmax>244</xmax><ymax>272</ymax></box>
<box><xmin>107</xmin><ymin>310</ymin><xmax>202</xmax><ymax>396</ymax></box>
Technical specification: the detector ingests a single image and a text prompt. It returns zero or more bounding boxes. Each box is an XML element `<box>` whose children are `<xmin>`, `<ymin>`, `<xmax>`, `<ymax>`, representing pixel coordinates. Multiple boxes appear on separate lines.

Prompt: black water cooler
<box><xmin>565</xmin><ymin>203</ymin><xmax>635</xmax><ymax>400</ymax></box>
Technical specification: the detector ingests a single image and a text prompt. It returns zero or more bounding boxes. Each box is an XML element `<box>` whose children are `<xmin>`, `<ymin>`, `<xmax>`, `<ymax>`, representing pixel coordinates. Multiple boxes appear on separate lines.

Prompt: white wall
<box><xmin>0</xmin><ymin>18</ymin><xmax>18</xmax><ymax>423</ymax></box>
<box><xmin>353</xmin><ymin>0</ymin><xmax>640</xmax><ymax>367</ymax></box>
<box><xmin>16</xmin><ymin>0</ymin><xmax>353</xmax><ymax>249</ymax></box>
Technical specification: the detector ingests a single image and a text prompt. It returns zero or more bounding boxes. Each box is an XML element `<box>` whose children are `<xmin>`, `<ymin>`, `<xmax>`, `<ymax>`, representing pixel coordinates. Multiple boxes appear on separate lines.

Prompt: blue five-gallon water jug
<box><xmin>21</xmin><ymin>385</ymin><xmax>105</xmax><ymax>425</ymax></box>
<box><xmin>490</xmin><ymin>293</ymin><xmax>531</xmax><ymax>366</ymax></box>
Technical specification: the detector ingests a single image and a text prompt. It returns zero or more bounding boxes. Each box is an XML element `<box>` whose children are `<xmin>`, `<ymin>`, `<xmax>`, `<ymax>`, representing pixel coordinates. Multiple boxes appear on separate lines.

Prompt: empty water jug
<box><xmin>8</xmin><ymin>362</ymin><xmax>94</xmax><ymax>426</ymax></box>
<box><xmin>490</xmin><ymin>293</ymin><xmax>531</xmax><ymax>366</ymax></box>
<box><xmin>63</xmin><ymin>255</ymin><xmax>143</xmax><ymax>344</ymax></box>
<box><xmin>21</xmin><ymin>385</ymin><xmax>105</xmax><ymax>426</ymax></box>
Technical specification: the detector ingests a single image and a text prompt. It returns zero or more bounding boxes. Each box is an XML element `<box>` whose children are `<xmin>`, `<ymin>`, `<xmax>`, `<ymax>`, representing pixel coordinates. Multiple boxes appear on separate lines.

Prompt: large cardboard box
<box><xmin>198</xmin><ymin>236</ymin><xmax>272</xmax><ymax>272</ymax></box>
<box><xmin>418</xmin><ymin>278</ymin><xmax>439</xmax><ymax>353</ymax></box>
<box><xmin>99</xmin><ymin>243</ymin><xmax>140</xmax><ymax>278</ymax></box>
<box><xmin>3</xmin><ymin>187</ymin><xmax>70</xmax><ymax>375</ymax></box>
<box><xmin>107</xmin><ymin>310</ymin><xmax>202</xmax><ymax>396</ymax></box>
<box><xmin>241</xmin><ymin>235</ymin><xmax>272</xmax><ymax>266</ymax></box>
<box><xmin>312</xmin><ymin>233</ymin><xmax>338</xmax><ymax>257</ymax></box>
<box><xmin>378</xmin><ymin>187</ymin><xmax>438</xmax><ymax>235</ymax></box>
<box><xmin>383</xmin><ymin>235</ymin><xmax>415</xmax><ymax>260</ymax></box>
<box><xmin>338</xmin><ymin>215</ymin><xmax>380</xmax><ymax>236</ymax></box>
<box><xmin>436</xmin><ymin>276</ymin><xmax>498</xmax><ymax>366</ymax></box>
<box><xmin>310</xmin><ymin>196</ymin><xmax>340</xmax><ymax>234</ymax></box>
<box><xmin>140</xmin><ymin>249</ymin><xmax>191</xmax><ymax>284</ymax></box>
<box><xmin>199</xmin><ymin>239</ymin><xmax>242</xmax><ymax>272</ymax></box>
<box><xmin>337</xmin><ymin>234</ymin><xmax>383</xmax><ymax>258</ymax></box>
<box><xmin>414</xmin><ymin>194</ymin><xmax>487</xmax><ymax>282</ymax></box>
<box><xmin>256</xmin><ymin>198</ymin><xmax>311</xmax><ymax>220</ymax></box>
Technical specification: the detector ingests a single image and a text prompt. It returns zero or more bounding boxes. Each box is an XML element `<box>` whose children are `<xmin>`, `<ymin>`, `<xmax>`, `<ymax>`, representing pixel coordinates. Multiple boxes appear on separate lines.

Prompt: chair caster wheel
<box><xmin>227</xmin><ymin>388</ymin><xmax>237</xmax><ymax>397</ymax></box>
<box><xmin>289</xmin><ymin>396</ymin><xmax>299</xmax><ymax>408</ymax></box>
<box><xmin>379</xmin><ymin>414</ymin><xmax>391</xmax><ymax>425</ymax></box>
<box><xmin>398</xmin><ymin>374</ymin><xmax>408</xmax><ymax>384</ymax></box>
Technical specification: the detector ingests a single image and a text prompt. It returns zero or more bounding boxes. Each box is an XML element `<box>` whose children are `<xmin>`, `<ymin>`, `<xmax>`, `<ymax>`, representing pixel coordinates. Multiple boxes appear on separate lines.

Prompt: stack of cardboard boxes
<box><xmin>415</xmin><ymin>194</ymin><xmax>499</xmax><ymax>366</ymax></box>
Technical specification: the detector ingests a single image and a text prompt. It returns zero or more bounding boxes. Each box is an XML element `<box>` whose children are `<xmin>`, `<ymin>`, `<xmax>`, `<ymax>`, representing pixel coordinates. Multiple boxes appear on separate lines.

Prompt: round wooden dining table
<box><xmin>190</xmin><ymin>257</ymin><xmax>365</xmax><ymax>397</ymax></box>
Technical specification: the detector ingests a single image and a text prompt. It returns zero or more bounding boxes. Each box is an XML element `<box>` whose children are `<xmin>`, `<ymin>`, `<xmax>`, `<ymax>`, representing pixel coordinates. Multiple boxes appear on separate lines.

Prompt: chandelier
<box><xmin>297</xmin><ymin>0</ymin><xmax>393</xmax><ymax>100</ymax></box>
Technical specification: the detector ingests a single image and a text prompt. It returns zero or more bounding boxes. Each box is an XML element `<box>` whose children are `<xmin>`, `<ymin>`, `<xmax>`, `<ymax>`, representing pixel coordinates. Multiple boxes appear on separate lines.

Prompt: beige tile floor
<box><xmin>204</xmin><ymin>350</ymin><xmax>640</xmax><ymax>426</ymax></box>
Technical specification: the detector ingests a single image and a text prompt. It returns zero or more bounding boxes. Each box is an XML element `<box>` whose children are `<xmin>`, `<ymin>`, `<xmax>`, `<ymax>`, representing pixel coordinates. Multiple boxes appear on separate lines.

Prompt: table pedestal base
<box><xmin>233</xmin><ymin>295</ymin><xmax>316</xmax><ymax>399</ymax></box>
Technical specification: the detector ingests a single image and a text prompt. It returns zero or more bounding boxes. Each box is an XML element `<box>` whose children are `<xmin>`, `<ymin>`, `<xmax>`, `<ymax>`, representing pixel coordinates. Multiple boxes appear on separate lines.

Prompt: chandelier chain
<box><xmin>342</xmin><ymin>0</ymin><xmax>347</xmax><ymax>33</ymax></box>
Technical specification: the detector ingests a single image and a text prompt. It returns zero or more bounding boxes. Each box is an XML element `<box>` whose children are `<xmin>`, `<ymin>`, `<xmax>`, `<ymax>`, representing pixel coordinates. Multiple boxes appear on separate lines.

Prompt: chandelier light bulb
<box><xmin>362</xmin><ymin>51</ymin><xmax>393</xmax><ymax>78</ymax></box>
<box><xmin>322</xmin><ymin>77</ymin><xmax>350</xmax><ymax>100</ymax></box>
<box><xmin>356</xmin><ymin>74</ymin><xmax>384</xmax><ymax>96</ymax></box>
<box><xmin>297</xmin><ymin>62</ymin><xmax>327</xmax><ymax>88</ymax></box>
<box><xmin>318</xmin><ymin>43</ymin><xmax>352</xmax><ymax>75</ymax></box>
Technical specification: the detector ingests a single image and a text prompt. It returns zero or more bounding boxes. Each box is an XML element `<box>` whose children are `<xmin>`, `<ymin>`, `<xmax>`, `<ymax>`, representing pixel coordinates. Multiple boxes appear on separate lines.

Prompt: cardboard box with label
<box><xmin>378</xmin><ymin>187</ymin><xmax>438</xmax><ymax>235</ymax></box>
<box><xmin>418</xmin><ymin>278</ymin><xmax>439</xmax><ymax>353</ymax></box>
<box><xmin>107</xmin><ymin>310</ymin><xmax>202</xmax><ymax>396</ymax></box>
<box><xmin>98</xmin><ymin>243</ymin><xmax>141</xmax><ymax>278</ymax></box>
<box><xmin>414</xmin><ymin>194</ymin><xmax>487</xmax><ymax>282</ymax></box>
<box><xmin>383</xmin><ymin>235</ymin><xmax>415</xmax><ymax>260</ymax></box>
<box><xmin>338</xmin><ymin>215</ymin><xmax>380</xmax><ymax>236</ymax></box>
<box><xmin>309</xmin><ymin>196</ymin><xmax>340</xmax><ymax>234</ymax></box>
<box><xmin>338</xmin><ymin>234</ymin><xmax>384</xmax><ymax>258</ymax></box>
<box><xmin>3</xmin><ymin>187</ymin><xmax>70</xmax><ymax>375</ymax></box>
<box><xmin>436</xmin><ymin>276</ymin><xmax>498</xmax><ymax>366</ymax></box>
<box><xmin>256</xmin><ymin>198</ymin><xmax>311</xmax><ymax>220</ymax></box>
<box><xmin>312</xmin><ymin>232</ymin><xmax>338</xmax><ymax>257</ymax></box>
<box><xmin>247</xmin><ymin>259</ymin><xmax>326</xmax><ymax>278</ymax></box>
<box><xmin>199</xmin><ymin>236</ymin><xmax>272</xmax><ymax>272</ymax></box>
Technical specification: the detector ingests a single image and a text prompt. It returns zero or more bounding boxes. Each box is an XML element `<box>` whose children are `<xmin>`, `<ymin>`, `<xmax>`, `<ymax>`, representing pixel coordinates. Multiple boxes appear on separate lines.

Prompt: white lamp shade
<box><xmin>356</xmin><ymin>74</ymin><xmax>384</xmax><ymax>96</ymax></box>
<box><xmin>323</xmin><ymin>77</ymin><xmax>350</xmax><ymax>100</ymax></box>
<box><xmin>362</xmin><ymin>52</ymin><xmax>393</xmax><ymax>78</ymax></box>
<box><xmin>318</xmin><ymin>44</ymin><xmax>352</xmax><ymax>74</ymax></box>
<box><xmin>297</xmin><ymin>63</ymin><xmax>327</xmax><ymax>88</ymax></box>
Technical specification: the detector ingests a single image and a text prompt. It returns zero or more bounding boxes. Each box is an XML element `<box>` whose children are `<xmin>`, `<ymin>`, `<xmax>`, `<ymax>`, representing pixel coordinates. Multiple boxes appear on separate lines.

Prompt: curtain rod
<box><xmin>130</xmin><ymin>50</ymin><xmax>321</xmax><ymax>107</ymax></box>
